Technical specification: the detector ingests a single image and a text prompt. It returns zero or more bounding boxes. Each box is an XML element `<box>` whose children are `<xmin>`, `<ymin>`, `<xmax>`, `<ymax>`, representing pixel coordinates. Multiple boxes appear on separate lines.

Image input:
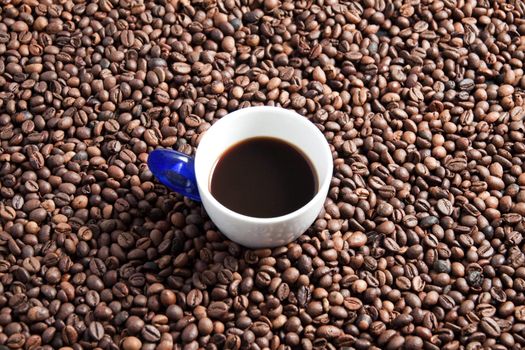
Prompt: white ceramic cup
<box><xmin>148</xmin><ymin>106</ymin><xmax>333</xmax><ymax>248</ymax></box>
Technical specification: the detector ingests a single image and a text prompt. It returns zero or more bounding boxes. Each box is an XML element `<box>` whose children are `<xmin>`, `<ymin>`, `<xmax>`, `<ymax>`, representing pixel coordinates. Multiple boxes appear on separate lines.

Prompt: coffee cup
<box><xmin>148</xmin><ymin>106</ymin><xmax>333</xmax><ymax>248</ymax></box>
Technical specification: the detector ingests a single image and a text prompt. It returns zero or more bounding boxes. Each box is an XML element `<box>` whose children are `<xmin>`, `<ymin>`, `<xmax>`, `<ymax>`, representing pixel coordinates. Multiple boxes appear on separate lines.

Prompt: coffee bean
<box><xmin>6</xmin><ymin>333</ymin><xmax>25</xmax><ymax>348</ymax></box>
<box><xmin>515</xmin><ymin>306</ymin><xmax>525</xmax><ymax>321</ymax></box>
<box><xmin>181</xmin><ymin>323</ymin><xmax>198</xmax><ymax>343</ymax></box>
<box><xmin>208</xmin><ymin>302</ymin><xmax>229</xmax><ymax>319</ymax></box>
<box><xmin>166</xmin><ymin>305</ymin><xmax>183</xmax><ymax>321</ymax></box>
<box><xmin>125</xmin><ymin>316</ymin><xmax>145</xmax><ymax>335</ymax></box>
<box><xmin>251</xmin><ymin>321</ymin><xmax>270</xmax><ymax>337</ymax></box>
<box><xmin>377</xmin><ymin>221</ymin><xmax>395</xmax><ymax>234</ymax></box>
<box><xmin>27</xmin><ymin>306</ymin><xmax>49</xmax><ymax>322</ymax></box>
<box><xmin>172</xmin><ymin>62</ymin><xmax>191</xmax><ymax>74</ymax></box>
<box><xmin>186</xmin><ymin>289</ymin><xmax>203</xmax><ymax>308</ymax></box>
<box><xmin>480</xmin><ymin>317</ymin><xmax>501</xmax><ymax>337</ymax></box>
<box><xmin>446</xmin><ymin>158</ymin><xmax>468</xmax><ymax>172</ymax></box>
<box><xmin>88</xmin><ymin>321</ymin><xmax>105</xmax><ymax>341</ymax></box>
<box><xmin>386</xmin><ymin>335</ymin><xmax>405</xmax><ymax>350</ymax></box>
<box><xmin>348</xmin><ymin>231</ymin><xmax>367</xmax><ymax>248</ymax></box>
<box><xmin>62</xmin><ymin>325</ymin><xmax>78</xmax><ymax>345</ymax></box>
<box><xmin>141</xmin><ymin>325</ymin><xmax>161</xmax><ymax>342</ymax></box>
<box><xmin>122</xmin><ymin>336</ymin><xmax>142</xmax><ymax>350</ymax></box>
<box><xmin>316</xmin><ymin>325</ymin><xmax>342</xmax><ymax>339</ymax></box>
<box><xmin>198</xmin><ymin>318</ymin><xmax>213</xmax><ymax>335</ymax></box>
<box><xmin>0</xmin><ymin>204</ymin><xmax>16</xmax><ymax>221</ymax></box>
<box><xmin>436</xmin><ymin>198</ymin><xmax>453</xmax><ymax>216</ymax></box>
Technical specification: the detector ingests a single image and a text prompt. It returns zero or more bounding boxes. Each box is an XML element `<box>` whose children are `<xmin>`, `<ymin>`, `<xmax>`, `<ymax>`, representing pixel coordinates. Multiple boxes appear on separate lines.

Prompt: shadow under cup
<box><xmin>194</xmin><ymin>106</ymin><xmax>332</xmax><ymax>248</ymax></box>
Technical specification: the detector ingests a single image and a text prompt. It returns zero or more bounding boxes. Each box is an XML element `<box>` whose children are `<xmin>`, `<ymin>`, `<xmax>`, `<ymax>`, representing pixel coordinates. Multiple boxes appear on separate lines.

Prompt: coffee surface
<box><xmin>210</xmin><ymin>137</ymin><xmax>317</xmax><ymax>218</ymax></box>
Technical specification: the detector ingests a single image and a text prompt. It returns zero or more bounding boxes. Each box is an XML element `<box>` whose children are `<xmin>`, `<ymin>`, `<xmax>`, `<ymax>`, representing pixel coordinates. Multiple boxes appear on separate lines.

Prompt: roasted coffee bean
<box><xmin>122</xmin><ymin>336</ymin><xmax>142</xmax><ymax>350</ymax></box>
<box><xmin>198</xmin><ymin>318</ymin><xmax>214</xmax><ymax>335</ymax></box>
<box><xmin>251</xmin><ymin>321</ymin><xmax>270</xmax><ymax>337</ymax></box>
<box><xmin>316</xmin><ymin>325</ymin><xmax>342</xmax><ymax>339</ymax></box>
<box><xmin>126</xmin><ymin>316</ymin><xmax>145</xmax><ymax>335</ymax></box>
<box><xmin>186</xmin><ymin>289</ymin><xmax>203</xmax><ymax>308</ymax></box>
<box><xmin>208</xmin><ymin>302</ymin><xmax>229</xmax><ymax>319</ymax></box>
<box><xmin>181</xmin><ymin>323</ymin><xmax>198</xmax><ymax>343</ymax></box>
<box><xmin>141</xmin><ymin>325</ymin><xmax>161</xmax><ymax>342</ymax></box>
<box><xmin>27</xmin><ymin>306</ymin><xmax>50</xmax><ymax>322</ymax></box>
<box><xmin>62</xmin><ymin>325</ymin><xmax>78</xmax><ymax>345</ymax></box>
<box><xmin>88</xmin><ymin>321</ymin><xmax>105</xmax><ymax>341</ymax></box>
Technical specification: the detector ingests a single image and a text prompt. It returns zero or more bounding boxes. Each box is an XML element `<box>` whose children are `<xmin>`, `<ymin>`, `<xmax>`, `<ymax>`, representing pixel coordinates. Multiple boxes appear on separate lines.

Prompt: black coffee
<box><xmin>210</xmin><ymin>137</ymin><xmax>318</xmax><ymax>218</ymax></box>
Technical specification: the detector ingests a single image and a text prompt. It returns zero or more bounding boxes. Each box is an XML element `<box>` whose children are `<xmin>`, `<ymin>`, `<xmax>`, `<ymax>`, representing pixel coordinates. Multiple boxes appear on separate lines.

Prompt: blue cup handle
<box><xmin>147</xmin><ymin>149</ymin><xmax>201</xmax><ymax>201</ymax></box>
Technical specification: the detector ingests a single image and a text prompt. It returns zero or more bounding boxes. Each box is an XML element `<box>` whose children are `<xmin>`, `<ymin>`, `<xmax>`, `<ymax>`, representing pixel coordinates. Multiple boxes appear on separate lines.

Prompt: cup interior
<box><xmin>195</xmin><ymin>106</ymin><xmax>332</xmax><ymax>219</ymax></box>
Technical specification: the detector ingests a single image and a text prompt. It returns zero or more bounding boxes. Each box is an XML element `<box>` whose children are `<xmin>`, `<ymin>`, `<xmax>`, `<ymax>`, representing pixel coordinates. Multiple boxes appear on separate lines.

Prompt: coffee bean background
<box><xmin>1</xmin><ymin>0</ymin><xmax>525</xmax><ymax>349</ymax></box>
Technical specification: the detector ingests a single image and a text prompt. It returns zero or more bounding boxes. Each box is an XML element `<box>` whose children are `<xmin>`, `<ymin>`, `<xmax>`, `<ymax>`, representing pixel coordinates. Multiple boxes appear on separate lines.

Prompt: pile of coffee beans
<box><xmin>1</xmin><ymin>0</ymin><xmax>525</xmax><ymax>349</ymax></box>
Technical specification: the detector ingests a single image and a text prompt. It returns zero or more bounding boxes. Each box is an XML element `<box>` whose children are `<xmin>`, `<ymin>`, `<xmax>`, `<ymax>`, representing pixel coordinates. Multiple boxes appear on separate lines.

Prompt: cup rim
<box><xmin>195</xmin><ymin>106</ymin><xmax>333</xmax><ymax>224</ymax></box>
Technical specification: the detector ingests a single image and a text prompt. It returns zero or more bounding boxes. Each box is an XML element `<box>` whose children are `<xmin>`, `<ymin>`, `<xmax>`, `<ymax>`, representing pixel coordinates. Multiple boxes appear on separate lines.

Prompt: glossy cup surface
<box><xmin>194</xmin><ymin>106</ymin><xmax>333</xmax><ymax>248</ymax></box>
